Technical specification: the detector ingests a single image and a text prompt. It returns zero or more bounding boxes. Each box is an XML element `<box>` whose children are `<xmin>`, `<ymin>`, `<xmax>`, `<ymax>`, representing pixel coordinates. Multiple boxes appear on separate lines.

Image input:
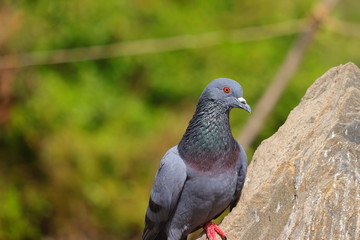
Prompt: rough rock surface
<box><xmin>198</xmin><ymin>62</ymin><xmax>360</xmax><ymax>240</ymax></box>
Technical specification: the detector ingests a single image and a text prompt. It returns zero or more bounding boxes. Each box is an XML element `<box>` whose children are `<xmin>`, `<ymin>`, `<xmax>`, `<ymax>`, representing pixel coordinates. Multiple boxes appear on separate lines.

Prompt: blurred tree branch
<box><xmin>238</xmin><ymin>0</ymin><xmax>340</xmax><ymax>149</ymax></box>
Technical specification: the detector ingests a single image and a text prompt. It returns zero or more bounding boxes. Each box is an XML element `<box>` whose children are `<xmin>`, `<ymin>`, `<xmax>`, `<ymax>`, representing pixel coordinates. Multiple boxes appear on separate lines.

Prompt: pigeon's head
<box><xmin>201</xmin><ymin>78</ymin><xmax>251</xmax><ymax>113</ymax></box>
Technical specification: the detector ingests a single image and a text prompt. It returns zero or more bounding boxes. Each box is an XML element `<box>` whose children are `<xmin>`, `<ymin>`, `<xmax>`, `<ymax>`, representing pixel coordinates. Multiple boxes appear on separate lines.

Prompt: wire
<box><xmin>0</xmin><ymin>20</ymin><xmax>308</xmax><ymax>70</ymax></box>
<box><xmin>325</xmin><ymin>18</ymin><xmax>360</xmax><ymax>38</ymax></box>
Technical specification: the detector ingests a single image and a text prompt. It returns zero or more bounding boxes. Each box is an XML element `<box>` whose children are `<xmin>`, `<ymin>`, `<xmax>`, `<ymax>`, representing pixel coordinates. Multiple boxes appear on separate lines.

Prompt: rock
<box><xmin>198</xmin><ymin>62</ymin><xmax>360</xmax><ymax>240</ymax></box>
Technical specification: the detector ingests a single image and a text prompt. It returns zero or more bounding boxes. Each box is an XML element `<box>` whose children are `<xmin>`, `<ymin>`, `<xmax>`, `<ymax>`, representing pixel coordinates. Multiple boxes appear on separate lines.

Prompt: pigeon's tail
<box><xmin>142</xmin><ymin>216</ymin><xmax>168</xmax><ymax>240</ymax></box>
<box><xmin>142</xmin><ymin>228</ymin><xmax>166</xmax><ymax>240</ymax></box>
<box><xmin>143</xmin><ymin>228</ymin><xmax>187</xmax><ymax>240</ymax></box>
<box><xmin>142</xmin><ymin>227</ymin><xmax>169</xmax><ymax>240</ymax></box>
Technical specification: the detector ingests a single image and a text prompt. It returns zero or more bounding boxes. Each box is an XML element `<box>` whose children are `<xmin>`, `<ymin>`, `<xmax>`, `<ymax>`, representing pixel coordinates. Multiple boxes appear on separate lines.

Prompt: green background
<box><xmin>0</xmin><ymin>0</ymin><xmax>359</xmax><ymax>239</ymax></box>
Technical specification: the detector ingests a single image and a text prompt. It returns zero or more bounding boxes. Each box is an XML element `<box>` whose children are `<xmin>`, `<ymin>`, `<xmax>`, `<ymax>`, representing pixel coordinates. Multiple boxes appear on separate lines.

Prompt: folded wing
<box><xmin>143</xmin><ymin>146</ymin><xmax>187</xmax><ymax>240</ymax></box>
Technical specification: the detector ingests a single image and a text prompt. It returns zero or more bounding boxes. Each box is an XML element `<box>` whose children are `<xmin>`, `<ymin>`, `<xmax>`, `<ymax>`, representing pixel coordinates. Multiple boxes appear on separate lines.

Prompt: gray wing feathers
<box><xmin>143</xmin><ymin>146</ymin><xmax>187</xmax><ymax>240</ymax></box>
<box><xmin>229</xmin><ymin>143</ymin><xmax>248</xmax><ymax>210</ymax></box>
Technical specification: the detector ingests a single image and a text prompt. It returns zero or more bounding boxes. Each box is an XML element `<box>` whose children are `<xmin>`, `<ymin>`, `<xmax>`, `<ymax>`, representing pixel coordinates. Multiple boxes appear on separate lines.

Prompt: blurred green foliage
<box><xmin>0</xmin><ymin>0</ymin><xmax>359</xmax><ymax>239</ymax></box>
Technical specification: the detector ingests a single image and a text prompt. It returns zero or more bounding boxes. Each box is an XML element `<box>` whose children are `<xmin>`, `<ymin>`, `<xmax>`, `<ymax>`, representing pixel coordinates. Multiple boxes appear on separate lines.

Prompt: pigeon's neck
<box><xmin>178</xmin><ymin>99</ymin><xmax>239</xmax><ymax>172</ymax></box>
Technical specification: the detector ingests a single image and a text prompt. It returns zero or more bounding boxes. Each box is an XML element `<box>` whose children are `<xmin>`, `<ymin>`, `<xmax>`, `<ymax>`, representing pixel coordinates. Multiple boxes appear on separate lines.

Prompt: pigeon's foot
<box><xmin>204</xmin><ymin>222</ymin><xmax>227</xmax><ymax>240</ymax></box>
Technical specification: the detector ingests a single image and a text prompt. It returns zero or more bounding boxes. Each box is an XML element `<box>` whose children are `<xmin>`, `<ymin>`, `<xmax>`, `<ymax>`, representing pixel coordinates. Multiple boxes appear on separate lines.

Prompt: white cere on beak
<box><xmin>237</xmin><ymin>97</ymin><xmax>247</xmax><ymax>104</ymax></box>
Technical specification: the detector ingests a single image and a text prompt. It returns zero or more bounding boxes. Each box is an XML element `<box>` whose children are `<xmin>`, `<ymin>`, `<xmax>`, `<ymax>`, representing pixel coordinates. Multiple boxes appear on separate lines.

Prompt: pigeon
<box><xmin>143</xmin><ymin>78</ymin><xmax>251</xmax><ymax>240</ymax></box>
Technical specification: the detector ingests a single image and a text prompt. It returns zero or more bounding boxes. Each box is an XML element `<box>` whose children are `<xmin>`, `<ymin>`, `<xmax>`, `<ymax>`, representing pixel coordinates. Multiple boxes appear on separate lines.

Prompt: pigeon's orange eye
<box><xmin>223</xmin><ymin>87</ymin><xmax>231</xmax><ymax>93</ymax></box>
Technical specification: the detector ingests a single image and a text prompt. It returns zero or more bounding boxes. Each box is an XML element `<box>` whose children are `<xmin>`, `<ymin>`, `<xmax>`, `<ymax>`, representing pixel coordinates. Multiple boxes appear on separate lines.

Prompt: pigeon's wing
<box><xmin>143</xmin><ymin>146</ymin><xmax>187</xmax><ymax>240</ymax></box>
<box><xmin>229</xmin><ymin>143</ymin><xmax>248</xmax><ymax>210</ymax></box>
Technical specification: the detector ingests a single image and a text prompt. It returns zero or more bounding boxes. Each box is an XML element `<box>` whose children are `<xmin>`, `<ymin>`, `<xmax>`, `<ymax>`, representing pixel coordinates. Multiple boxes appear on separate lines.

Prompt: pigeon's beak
<box><xmin>237</xmin><ymin>97</ymin><xmax>251</xmax><ymax>113</ymax></box>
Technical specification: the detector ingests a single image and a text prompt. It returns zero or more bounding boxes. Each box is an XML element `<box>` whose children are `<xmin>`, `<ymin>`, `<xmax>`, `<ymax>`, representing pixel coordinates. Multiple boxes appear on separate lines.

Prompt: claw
<box><xmin>204</xmin><ymin>222</ymin><xmax>227</xmax><ymax>240</ymax></box>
